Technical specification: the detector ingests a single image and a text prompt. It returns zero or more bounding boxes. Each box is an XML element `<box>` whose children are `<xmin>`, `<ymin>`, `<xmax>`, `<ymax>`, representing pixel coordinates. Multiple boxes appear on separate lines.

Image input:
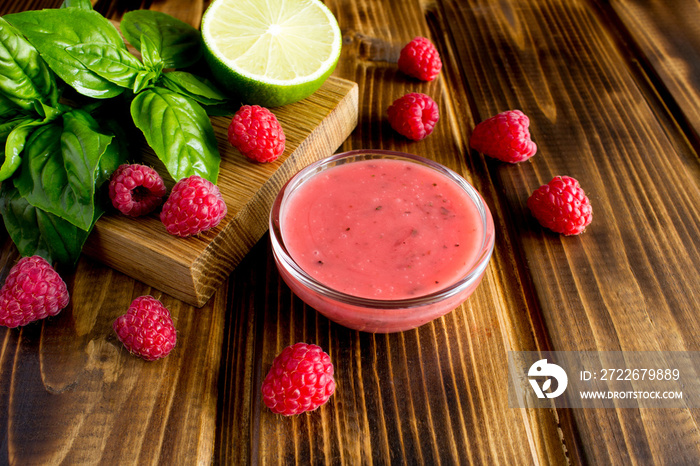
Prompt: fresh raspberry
<box><xmin>261</xmin><ymin>342</ymin><xmax>336</xmax><ymax>416</ymax></box>
<box><xmin>527</xmin><ymin>176</ymin><xmax>593</xmax><ymax>235</ymax></box>
<box><xmin>109</xmin><ymin>164</ymin><xmax>167</xmax><ymax>217</ymax></box>
<box><xmin>0</xmin><ymin>255</ymin><xmax>70</xmax><ymax>328</ymax></box>
<box><xmin>398</xmin><ymin>36</ymin><xmax>442</xmax><ymax>81</ymax></box>
<box><xmin>113</xmin><ymin>295</ymin><xmax>176</xmax><ymax>361</ymax></box>
<box><xmin>387</xmin><ymin>92</ymin><xmax>439</xmax><ymax>141</ymax></box>
<box><xmin>160</xmin><ymin>175</ymin><xmax>227</xmax><ymax>237</ymax></box>
<box><xmin>227</xmin><ymin>105</ymin><xmax>285</xmax><ymax>163</ymax></box>
<box><xmin>470</xmin><ymin>110</ymin><xmax>537</xmax><ymax>163</ymax></box>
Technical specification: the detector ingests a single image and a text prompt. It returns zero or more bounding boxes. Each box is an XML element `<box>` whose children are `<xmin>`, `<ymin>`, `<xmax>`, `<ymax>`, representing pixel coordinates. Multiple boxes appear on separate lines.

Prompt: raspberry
<box><xmin>0</xmin><ymin>256</ymin><xmax>70</xmax><ymax>328</ymax></box>
<box><xmin>227</xmin><ymin>105</ymin><xmax>285</xmax><ymax>163</ymax></box>
<box><xmin>113</xmin><ymin>295</ymin><xmax>176</xmax><ymax>361</ymax></box>
<box><xmin>398</xmin><ymin>36</ymin><xmax>442</xmax><ymax>81</ymax></box>
<box><xmin>527</xmin><ymin>176</ymin><xmax>593</xmax><ymax>235</ymax></box>
<box><xmin>160</xmin><ymin>175</ymin><xmax>227</xmax><ymax>237</ymax></box>
<box><xmin>109</xmin><ymin>164</ymin><xmax>167</xmax><ymax>217</ymax></box>
<box><xmin>261</xmin><ymin>342</ymin><xmax>336</xmax><ymax>416</ymax></box>
<box><xmin>470</xmin><ymin>110</ymin><xmax>537</xmax><ymax>163</ymax></box>
<box><xmin>387</xmin><ymin>92</ymin><xmax>439</xmax><ymax>141</ymax></box>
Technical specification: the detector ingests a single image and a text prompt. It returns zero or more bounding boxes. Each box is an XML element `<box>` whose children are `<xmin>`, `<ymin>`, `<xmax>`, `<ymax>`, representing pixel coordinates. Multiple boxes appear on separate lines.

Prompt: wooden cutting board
<box><xmin>83</xmin><ymin>76</ymin><xmax>358</xmax><ymax>307</ymax></box>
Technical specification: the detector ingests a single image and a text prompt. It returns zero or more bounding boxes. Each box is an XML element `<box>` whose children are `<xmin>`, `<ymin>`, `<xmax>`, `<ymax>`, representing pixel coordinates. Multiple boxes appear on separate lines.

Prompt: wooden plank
<box><xmin>83</xmin><ymin>76</ymin><xmax>359</xmax><ymax>307</ymax></box>
<box><xmin>608</xmin><ymin>0</ymin><xmax>700</xmax><ymax>144</ymax></box>
<box><xmin>434</xmin><ymin>0</ymin><xmax>700</xmax><ymax>464</ymax></box>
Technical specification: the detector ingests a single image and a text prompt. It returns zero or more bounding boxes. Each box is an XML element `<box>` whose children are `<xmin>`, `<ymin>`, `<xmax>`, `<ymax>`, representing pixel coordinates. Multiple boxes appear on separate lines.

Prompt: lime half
<box><xmin>201</xmin><ymin>0</ymin><xmax>342</xmax><ymax>107</ymax></box>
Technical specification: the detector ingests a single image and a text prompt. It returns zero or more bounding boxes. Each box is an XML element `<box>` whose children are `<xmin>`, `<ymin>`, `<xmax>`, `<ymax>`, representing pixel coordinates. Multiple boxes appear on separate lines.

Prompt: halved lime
<box><xmin>201</xmin><ymin>0</ymin><xmax>342</xmax><ymax>107</ymax></box>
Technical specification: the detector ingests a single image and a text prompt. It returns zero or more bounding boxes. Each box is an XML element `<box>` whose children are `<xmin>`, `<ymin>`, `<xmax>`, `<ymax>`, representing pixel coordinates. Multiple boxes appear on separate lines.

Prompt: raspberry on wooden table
<box><xmin>398</xmin><ymin>36</ymin><xmax>442</xmax><ymax>81</ymax></box>
<box><xmin>113</xmin><ymin>295</ymin><xmax>176</xmax><ymax>361</ymax></box>
<box><xmin>261</xmin><ymin>342</ymin><xmax>336</xmax><ymax>415</ymax></box>
<box><xmin>109</xmin><ymin>164</ymin><xmax>167</xmax><ymax>217</ymax></box>
<box><xmin>470</xmin><ymin>109</ymin><xmax>537</xmax><ymax>163</ymax></box>
<box><xmin>527</xmin><ymin>176</ymin><xmax>593</xmax><ymax>235</ymax></box>
<box><xmin>387</xmin><ymin>92</ymin><xmax>439</xmax><ymax>141</ymax></box>
<box><xmin>0</xmin><ymin>255</ymin><xmax>70</xmax><ymax>328</ymax></box>
<box><xmin>227</xmin><ymin>105</ymin><xmax>286</xmax><ymax>163</ymax></box>
<box><xmin>159</xmin><ymin>175</ymin><xmax>227</xmax><ymax>237</ymax></box>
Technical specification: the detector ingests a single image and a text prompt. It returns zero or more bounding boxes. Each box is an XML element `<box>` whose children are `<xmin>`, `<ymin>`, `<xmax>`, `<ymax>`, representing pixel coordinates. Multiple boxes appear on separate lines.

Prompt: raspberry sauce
<box><xmin>280</xmin><ymin>158</ymin><xmax>483</xmax><ymax>300</ymax></box>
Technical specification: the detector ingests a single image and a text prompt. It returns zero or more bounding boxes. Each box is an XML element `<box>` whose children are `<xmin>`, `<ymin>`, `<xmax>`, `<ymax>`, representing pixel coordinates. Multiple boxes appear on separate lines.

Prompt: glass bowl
<box><xmin>269</xmin><ymin>150</ymin><xmax>495</xmax><ymax>333</ymax></box>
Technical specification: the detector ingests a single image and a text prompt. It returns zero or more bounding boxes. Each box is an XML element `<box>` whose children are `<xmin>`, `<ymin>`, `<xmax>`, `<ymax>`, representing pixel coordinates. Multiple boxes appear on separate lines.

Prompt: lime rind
<box><xmin>201</xmin><ymin>0</ymin><xmax>342</xmax><ymax>106</ymax></box>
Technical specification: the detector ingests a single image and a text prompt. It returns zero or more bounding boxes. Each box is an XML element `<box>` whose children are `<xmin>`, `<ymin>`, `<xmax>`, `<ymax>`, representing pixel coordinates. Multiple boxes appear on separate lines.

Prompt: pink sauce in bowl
<box><xmin>270</xmin><ymin>150</ymin><xmax>495</xmax><ymax>333</ymax></box>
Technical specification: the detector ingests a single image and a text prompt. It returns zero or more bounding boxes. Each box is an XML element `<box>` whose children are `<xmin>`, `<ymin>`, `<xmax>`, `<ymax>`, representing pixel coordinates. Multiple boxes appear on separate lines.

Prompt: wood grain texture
<box><xmin>83</xmin><ymin>77</ymin><xmax>358</xmax><ymax>307</ymax></box>
<box><xmin>433</xmin><ymin>0</ymin><xmax>700</xmax><ymax>463</ymax></box>
<box><xmin>608</xmin><ymin>0</ymin><xmax>700</xmax><ymax>146</ymax></box>
<box><xmin>1</xmin><ymin>0</ymin><xmax>700</xmax><ymax>465</ymax></box>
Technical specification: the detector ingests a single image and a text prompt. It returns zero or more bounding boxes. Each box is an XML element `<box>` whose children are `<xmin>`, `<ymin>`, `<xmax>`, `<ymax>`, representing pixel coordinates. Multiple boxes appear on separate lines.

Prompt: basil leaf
<box><xmin>133</xmin><ymin>69</ymin><xmax>158</xmax><ymax>93</ymax></box>
<box><xmin>66</xmin><ymin>43</ymin><xmax>145</xmax><ymax>89</ymax></box>
<box><xmin>13</xmin><ymin>110</ymin><xmax>113</xmax><ymax>230</ymax></box>
<box><xmin>139</xmin><ymin>33</ymin><xmax>164</xmax><ymax>72</ymax></box>
<box><xmin>160</xmin><ymin>71</ymin><xmax>228</xmax><ymax>106</ymax></box>
<box><xmin>130</xmin><ymin>86</ymin><xmax>219</xmax><ymax>182</ymax></box>
<box><xmin>59</xmin><ymin>110</ymin><xmax>114</xmax><ymax>224</ymax></box>
<box><xmin>120</xmin><ymin>10</ymin><xmax>202</xmax><ymax>69</ymax></box>
<box><xmin>0</xmin><ymin>118</ymin><xmax>44</xmax><ymax>182</ymax></box>
<box><xmin>60</xmin><ymin>0</ymin><xmax>93</xmax><ymax>9</ymax></box>
<box><xmin>0</xmin><ymin>182</ymin><xmax>91</xmax><ymax>267</ymax></box>
<box><xmin>88</xmin><ymin>101</ymin><xmax>134</xmax><ymax>186</ymax></box>
<box><xmin>0</xmin><ymin>97</ymin><xmax>66</xmax><ymax>182</ymax></box>
<box><xmin>0</xmin><ymin>93</ymin><xmax>20</xmax><ymax>120</ymax></box>
<box><xmin>0</xmin><ymin>115</ymin><xmax>27</xmax><ymax>145</ymax></box>
<box><xmin>93</xmin><ymin>138</ymin><xmax>124</xmax><ymax>187</ymax></box>
<box><xmin>5</xmin><ymin>9</ymin><xmax>126</xmax><ymax>99</ymax></box>
<box><xmin>0</xmin><ymin>18</ymin><xmax>56</xmax><ymax>110</ymax></box>
<box><xmin>33</xmin><ymin>99</ymin><xmax>65</xmax><ymax>121</ymax></box>
<box><xmin>12</xmin><ymin>123</ymin><xmax>63</xmax><ymax>212</ymax></box>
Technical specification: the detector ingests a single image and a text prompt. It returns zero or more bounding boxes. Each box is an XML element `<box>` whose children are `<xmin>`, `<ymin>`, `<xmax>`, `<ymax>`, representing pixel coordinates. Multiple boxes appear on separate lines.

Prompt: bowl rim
<box><xmin>269</xmin><ymin>149</ymin><xmax>495</xmax><ymax>309</ymax></box>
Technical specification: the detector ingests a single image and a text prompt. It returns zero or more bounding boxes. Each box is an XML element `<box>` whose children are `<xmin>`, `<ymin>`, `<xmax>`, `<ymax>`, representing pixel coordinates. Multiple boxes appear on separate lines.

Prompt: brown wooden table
<box><xmin>1</xmin><ymin>0</ymin><xmax>699</xmax><ymax>464</ymax></box>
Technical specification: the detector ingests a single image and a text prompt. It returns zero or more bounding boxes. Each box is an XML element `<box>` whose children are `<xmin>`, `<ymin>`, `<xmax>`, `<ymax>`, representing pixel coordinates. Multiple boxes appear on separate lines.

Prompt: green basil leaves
<box><xmin>131</xmin><ymin>87</ymin><xmax>219</xmax><ymax>181</ymax></box>
<box><xmin>66</xmin><ymin>43</ymin><xmax>146</xmax><ymax>90</ymax></box>
<box><xmin>4</xmin><ymin>8</ymin><xmax>127</xmax><ymax>99</ymax></box>
<box><xmin>13</xmin><ymin>111</ymin><xmax>114</xmax><ymax>231</ymax></box>
<box><xmin>0</xmin><ymin>6</ymin><xmax>231</xmax><ymax>267</ymax></box>
<box><xmin>0</xmin><ymin>18</ymin><xmax>56</xmax><ymax>110</ymax></box>
<box><xmin>0</xmin><ymin>182</ymin><xmax>94</xmax><ymax>267</ymax></box>
<box><xmin>120</xmin><ymin>10</ymin><xmax>202</xmax><ymax>69</ymax></box>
